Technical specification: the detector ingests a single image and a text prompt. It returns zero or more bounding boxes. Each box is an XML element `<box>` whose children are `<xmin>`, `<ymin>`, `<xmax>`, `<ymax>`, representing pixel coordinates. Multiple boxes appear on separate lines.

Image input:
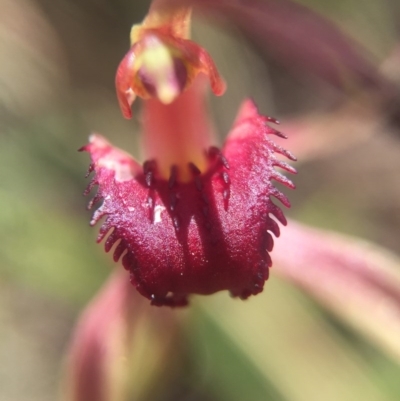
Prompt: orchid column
<box><xmin>83</xmin><ymin>1</ymin><xmax>296</xmax><ymax>306</ymax></box>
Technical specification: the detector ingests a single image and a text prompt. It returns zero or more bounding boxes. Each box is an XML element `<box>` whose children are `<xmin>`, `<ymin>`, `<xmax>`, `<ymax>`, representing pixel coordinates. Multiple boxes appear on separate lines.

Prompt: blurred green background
<box><xmin>1</xmin><ymin>0</ymin><xmax>400</xmax><ymax>400</ymax></box>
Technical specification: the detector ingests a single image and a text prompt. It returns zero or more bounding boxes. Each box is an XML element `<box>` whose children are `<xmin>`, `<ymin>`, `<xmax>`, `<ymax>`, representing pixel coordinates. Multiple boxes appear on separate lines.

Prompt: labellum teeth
<box><xmin>83</xmin><ymin>99</ymin><xmax>296</xmax><ymax>306</ymax></box>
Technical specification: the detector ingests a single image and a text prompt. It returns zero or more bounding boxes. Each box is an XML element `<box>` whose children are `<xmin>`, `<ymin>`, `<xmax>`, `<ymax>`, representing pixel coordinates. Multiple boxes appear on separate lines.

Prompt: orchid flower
<box><xmin>81</xmin><ymin>0</ymin><xmax>296</xmax><ymax>307</ymax></box>
<box><xmin>64</xmin><ymin>0</ymin><xmax>400</xmax><ymax>400</ymax></box>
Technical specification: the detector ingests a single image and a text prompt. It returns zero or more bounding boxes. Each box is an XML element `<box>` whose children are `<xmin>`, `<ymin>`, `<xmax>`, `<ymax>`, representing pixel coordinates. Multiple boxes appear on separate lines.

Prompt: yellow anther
<box><xmin>136</xmin><ymin>36</ymin><xmax>183</xmax><ymax>104</ymax></box>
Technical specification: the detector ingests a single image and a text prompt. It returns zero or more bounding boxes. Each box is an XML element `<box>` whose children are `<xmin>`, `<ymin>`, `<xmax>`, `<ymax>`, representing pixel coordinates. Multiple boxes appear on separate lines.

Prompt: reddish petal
<box><xmin>274</xmin><ymin>220</ymin><xmax>400</xmax><ymax>362</ymax></box>
<box><xmin>63</xmin><ymin>272</ymin><xmax>135</xmax><ymax>401</ymax></box>
<box><xmin>63</xmin><ymin>270</ymin><xmax>182</xmax><ymax>400</ymax></box>
<box><xmin>83</xmin><ymin>101</ymin><xmax>295</xmax><ymax>306</ymax></box>
<box><xmin>167</xmin><ymin>0</ymin><xmax>388</xmax><ymax>92</ymax></box>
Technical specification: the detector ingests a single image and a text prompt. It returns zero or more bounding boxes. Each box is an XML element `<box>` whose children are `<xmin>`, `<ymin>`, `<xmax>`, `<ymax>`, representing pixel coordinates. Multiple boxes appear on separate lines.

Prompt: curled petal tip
<box><xmin>115</xmin><ymin>47</ymin><xmax>136</xmax><ymax>119</ymax></box>
<box><xmin>211</xmin><ymin>76</ymin><xmax>226</xmax><ymax>96</ymax></box>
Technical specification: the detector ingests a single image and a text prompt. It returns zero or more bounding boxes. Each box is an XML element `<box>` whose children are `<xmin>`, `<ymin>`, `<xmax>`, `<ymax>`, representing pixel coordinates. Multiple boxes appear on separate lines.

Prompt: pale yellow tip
<box><xmin>157</xmin><ymin>85</ymin><xmax>179</xmax><ymax>104</ymax></box>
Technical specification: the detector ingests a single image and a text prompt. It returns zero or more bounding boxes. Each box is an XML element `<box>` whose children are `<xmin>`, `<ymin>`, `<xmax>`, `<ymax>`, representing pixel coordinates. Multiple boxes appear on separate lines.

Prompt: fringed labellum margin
<box><xmin>82</xmin><ymin>100</ymin><xmax>296</xmax><ymax>306</ymax></box>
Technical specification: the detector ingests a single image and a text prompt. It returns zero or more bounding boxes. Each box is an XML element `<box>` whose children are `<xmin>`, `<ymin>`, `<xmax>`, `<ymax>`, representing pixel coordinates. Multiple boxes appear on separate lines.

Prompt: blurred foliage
<box><xmin>1</xmin><ymin>0</ymin><xmax>400</xmax><ymax>400</ymax></box>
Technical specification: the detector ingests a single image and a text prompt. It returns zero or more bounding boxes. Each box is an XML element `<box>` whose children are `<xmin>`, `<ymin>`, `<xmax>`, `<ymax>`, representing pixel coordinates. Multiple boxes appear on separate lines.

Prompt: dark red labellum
<box><xmin>82</xmin><ymin>99</ymin><xmax>296</xmax><ymax>306</ymax></box>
